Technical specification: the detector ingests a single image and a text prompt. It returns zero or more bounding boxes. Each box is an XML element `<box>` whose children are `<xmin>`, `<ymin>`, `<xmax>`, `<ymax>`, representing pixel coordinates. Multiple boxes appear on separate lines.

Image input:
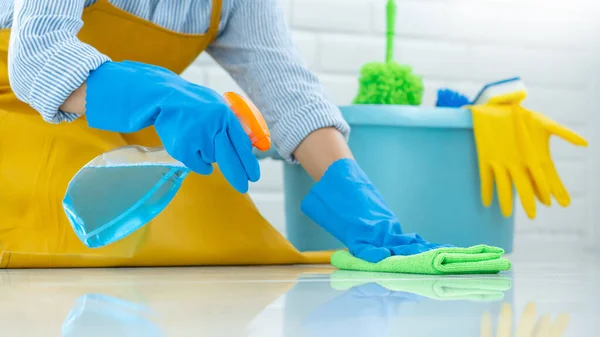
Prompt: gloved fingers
<box><xmin>516</xmin><ymin>109</ymin><xmax>551</xmax><ymax>206</ymax></box>
<box><xmin>351</xmin><ymin>245</ymin><xmax>391</xmax><ymax>263</ymax></box>
<box><xmin>174</xmin><ymin>145</ymin><xmax>214</xmax><ymax>175</ymax></box>
<box><xmin>491</xmin><ymin>163</ymin><xmax>513</xmax><ymax>217</ymax></box>
<box><xmin>389</xmin><ymin>243</ymin><xmax>438</xmax><ymax>256</ymax></box>
<box><xmin>471</xmin><ymin>106</ymin><xmax>495</xmax><ymax>207</ymax></box>
<box><xmin>508</xmin><ymin>109</ymin><xmax>535</xmax><ymax>217</ymax></box>
<box><xmin>382</xmin><ymin>232</ymin><xmax>422</xmax><ymax>247</ymax></box>
<box><xmin>511</xmin><ymin>168</ymin><xmax>536</xmax><ymax>219</ymax></box>
<box><xmin>528</xmin><ymin>166</ymin><xmax>551</xmax><ymax>206</ymax></box>
<box><xmin>545</xmin><ymin>165</ymin><xmax>571</xmax><ymax>207</ymax></box>
<box><xmin>214</xmin><ymin>131</ymin><xmax>249</xmax><ymax>194</ymax></box>
<box><xmin>184</xmin><ymin>156</ymin><xmax>214</xmax><ymax>175</ymax></box>
<box><xmin>547</xmin><ymin>122</ymin><xmax>588</xmax><ymax>147</ymax></box>
<box><xmin>197</xmin><ymin>139</ymin><xmax>216</xmax><ymax>164</ymax></box>
<box><xmin>156</xmin><ymin>122</ymin><xmax>215</xmax><ymax>175</ymax></box>
<box><xmin>228</xmin><ymin>119</ymin><xmax>261</xmax><ymax>183</ymax></box>
<box><xmin>479</xmin><ymin>164</ymin><xmax>495</xmax><ymax>207</ymax></box>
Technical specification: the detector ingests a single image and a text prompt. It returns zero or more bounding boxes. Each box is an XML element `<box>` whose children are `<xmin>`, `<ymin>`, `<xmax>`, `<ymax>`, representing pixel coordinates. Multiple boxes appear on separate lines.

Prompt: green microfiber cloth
<box><xmin>331</xmin><ymin>245</ymin><xmax>512</xmax><ymax>275</ymax></box>
<box><xmin>329</xmin><ymin>270</ymin><xmax>513</xmax><ymax>302</ymax></box>
<box><xmin>353</xmin><ymin>0</ymin><xmax>423</xmax><ymax>106</ymax></box>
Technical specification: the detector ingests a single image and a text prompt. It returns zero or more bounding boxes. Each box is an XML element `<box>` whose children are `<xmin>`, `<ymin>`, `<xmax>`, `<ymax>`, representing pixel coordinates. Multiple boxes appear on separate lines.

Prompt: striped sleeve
<box><xmin>206</xmin><ymin>0</ymin><xmax>350</xmax><ymax>162</ymax></box>
<box><xmin>9</xmin><ymin>0</ymin><xmax>109</xmax><ymax>123</ymax></box>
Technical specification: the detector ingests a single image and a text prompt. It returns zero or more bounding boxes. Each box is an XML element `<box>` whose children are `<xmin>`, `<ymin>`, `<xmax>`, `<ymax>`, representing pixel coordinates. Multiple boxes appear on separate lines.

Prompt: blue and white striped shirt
<box><xmin>1</xmin><ymin>0</ymin><xmax>350</xmax><ymax>161</ymax></box>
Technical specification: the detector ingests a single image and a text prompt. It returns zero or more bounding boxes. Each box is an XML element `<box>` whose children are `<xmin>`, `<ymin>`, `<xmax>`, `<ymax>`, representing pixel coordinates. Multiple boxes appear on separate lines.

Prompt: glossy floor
<box><xmin>1</xmin><ymin>251</ymin><xmax>598</xmax><ymax>337</ymax></box>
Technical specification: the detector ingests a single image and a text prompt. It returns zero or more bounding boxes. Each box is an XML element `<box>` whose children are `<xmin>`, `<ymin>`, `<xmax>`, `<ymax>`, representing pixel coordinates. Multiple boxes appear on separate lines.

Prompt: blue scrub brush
<box><xmin>435</xmin><ymin>89</ymin><xmax>471</xmax><ymax>108</ymax></box>
<box><xmin>436</xmin><ymin>77</ymin><xmax>525</xmax><ymax>108</ymax></box>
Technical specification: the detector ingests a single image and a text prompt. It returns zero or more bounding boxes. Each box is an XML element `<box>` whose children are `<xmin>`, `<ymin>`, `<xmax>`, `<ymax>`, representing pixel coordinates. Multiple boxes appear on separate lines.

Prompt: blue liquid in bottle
<box><xmin>63</xmin><ymin>165</ymin><xmax>189</xmax><ymax>249</ymax></box>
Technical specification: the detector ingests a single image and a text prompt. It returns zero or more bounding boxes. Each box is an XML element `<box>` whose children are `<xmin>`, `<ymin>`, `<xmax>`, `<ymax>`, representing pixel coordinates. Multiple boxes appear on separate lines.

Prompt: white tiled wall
<box><xmin>182</xmin><ymin>0</ymin><xmax>600</xmax><ymax>249</ymax></box>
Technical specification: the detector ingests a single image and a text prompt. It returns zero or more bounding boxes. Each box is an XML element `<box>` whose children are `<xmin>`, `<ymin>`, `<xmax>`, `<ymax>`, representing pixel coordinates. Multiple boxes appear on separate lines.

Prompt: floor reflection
<box><xmin>62</xmin><ymin>293</ymin><xmax>163</xmax><ymax>337</ymax></box>
<box><xmin>0</xmin><ymin>265</ymin><xmax>585</xmax><ymax>337</ymax></box>
<box><xmin>480</xmin><ymin>302</ymin><xmax>570</xmax><ymax>337</ymax></box>
<box><xmin>285</xmin><ymin>270</ymin><xmax>514</xmax><ymax>337</ymax></box>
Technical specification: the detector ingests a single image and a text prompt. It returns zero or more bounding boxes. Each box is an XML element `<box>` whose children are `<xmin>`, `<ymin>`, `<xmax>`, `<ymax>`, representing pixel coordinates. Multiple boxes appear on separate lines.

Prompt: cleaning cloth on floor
<box><xmin>331</xmin><ymin>245</ymin><xmax>511</xmax><ymax>275</ymax></box>
<box><xmin>330</xmin><ymin>270</ymin><xmax>513</xmax><ymax>302</ymax></box>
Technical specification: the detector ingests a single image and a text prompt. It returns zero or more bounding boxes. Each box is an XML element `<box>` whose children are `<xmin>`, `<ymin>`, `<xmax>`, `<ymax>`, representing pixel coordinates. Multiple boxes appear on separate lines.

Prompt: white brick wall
<box><xmin>181</xmin><ymin>0</ymin><xmax>600</xmax><ymax>249</ymax></box>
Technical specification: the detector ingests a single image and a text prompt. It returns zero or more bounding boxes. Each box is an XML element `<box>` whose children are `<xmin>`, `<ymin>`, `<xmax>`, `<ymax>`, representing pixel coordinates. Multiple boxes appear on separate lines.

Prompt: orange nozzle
<box><xmin>222</xmin><ymin>92</ymin><xmax>271</xmax><ymax>152</ymax></box>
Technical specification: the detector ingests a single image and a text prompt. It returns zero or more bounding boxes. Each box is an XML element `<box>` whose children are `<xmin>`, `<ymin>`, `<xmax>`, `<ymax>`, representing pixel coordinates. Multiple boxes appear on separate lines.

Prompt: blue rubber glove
<box><xmin>85</xmin><ymin>61</ymin><xmax>260</xmax><ymax>193</ymax></box>
<box><xmin>301</xmin><ymin>159</ymin><xmax>450</xmax><ymax>263</ymax></box>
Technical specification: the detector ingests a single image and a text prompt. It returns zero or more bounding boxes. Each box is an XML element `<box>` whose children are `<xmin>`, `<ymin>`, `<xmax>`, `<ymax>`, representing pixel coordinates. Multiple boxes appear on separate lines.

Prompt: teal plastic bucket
<box><xmin>281</xmin><ymin>105</ymin><xmax>514</xmax><ymax>253</ymax></box>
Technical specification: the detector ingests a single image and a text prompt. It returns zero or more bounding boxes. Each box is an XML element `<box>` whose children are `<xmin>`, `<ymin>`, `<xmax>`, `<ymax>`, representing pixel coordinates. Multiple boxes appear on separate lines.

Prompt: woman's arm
<box><xmin>206</xmin><ymin>0</ymin><xmax>351</xmax><ymax>180</ymax></box>
<box><xmin>208</xmin><ymin>1</ymin><xmax>416</xmax><ymax>263</ymax></box>
<box><xmin>9</xmin><ymin>0</ymin><xmax>109</xmax><ymax>121</ymax></box>
<box><xmin>60</xmin><ymin>82</ymin><xmax>87</xmax><ymax>114</ymax></box>
<box><xmin>293</xmin><ymin>127</ymin><xmax>353</xmax><ymax>180</ymax></box>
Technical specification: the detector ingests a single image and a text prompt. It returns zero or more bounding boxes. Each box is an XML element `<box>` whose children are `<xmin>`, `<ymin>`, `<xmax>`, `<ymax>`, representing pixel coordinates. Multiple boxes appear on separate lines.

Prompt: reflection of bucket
<box><xmin>281</xmin><ymin>105</ymin><xmax>514</xmax><ymax>253</ymax></box>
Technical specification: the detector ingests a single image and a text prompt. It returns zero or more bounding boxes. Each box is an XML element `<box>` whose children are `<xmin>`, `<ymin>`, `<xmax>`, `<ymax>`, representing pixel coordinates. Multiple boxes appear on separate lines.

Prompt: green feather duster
<box><xmin>353</xmin><ymin>0</ymin><xmax>424</xmax><ymax>106</ymax></box>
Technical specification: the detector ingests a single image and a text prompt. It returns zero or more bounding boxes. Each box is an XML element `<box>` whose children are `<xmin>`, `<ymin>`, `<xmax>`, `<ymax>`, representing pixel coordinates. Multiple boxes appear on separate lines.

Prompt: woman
<box><xmin>0</xmin><ymin>0</ymin><xmax>433</xmax><ymax>268</ymax></box>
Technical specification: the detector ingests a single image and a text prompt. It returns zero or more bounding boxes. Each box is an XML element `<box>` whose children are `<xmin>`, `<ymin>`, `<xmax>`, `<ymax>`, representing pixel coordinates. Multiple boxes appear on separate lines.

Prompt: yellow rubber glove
<box><xmin>516</xmin><ymin>107</ymin><xmax>588</xmax><ymax>207</ymax></box>
<box><xmin>469</xmin><ymin>104</ymin><xmax>550</xmax><ymax>219</ymax></box>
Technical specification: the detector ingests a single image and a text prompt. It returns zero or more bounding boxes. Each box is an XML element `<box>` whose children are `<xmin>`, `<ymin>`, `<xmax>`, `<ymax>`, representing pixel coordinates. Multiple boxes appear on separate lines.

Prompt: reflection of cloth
<box><xmin>0</xmin><ymin>0</ymin><xmax>331</xmax><ymax>268</ymax></box>
<box><xmin>62</xmin><ymin>294</ymin><xmax>163</xmax><ymax>337</ymax></box>
<box><xmin>284</xmin><ymin>271</ymin><xmax>513</xmax><ymax>337</ymax></box>
<box><xmin>330</xmin><ymin>271</ymin><xmax>512</xmax><ymax>302</ymax></box>
<box><xmin>331</xmin><ymin>245</ymin><xmax>511</xmax><ymax>275</ymax></box>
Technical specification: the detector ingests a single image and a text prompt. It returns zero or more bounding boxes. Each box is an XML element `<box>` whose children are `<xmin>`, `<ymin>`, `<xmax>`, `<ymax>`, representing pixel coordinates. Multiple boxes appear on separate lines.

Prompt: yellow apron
<box><xmin>0</xmin><ymin>0</ymin><xmax>330</xmax><ymax>268</ymax></box>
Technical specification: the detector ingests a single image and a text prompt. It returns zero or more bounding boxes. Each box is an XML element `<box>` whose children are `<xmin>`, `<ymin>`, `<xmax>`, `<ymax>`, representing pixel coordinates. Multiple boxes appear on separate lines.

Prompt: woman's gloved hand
<box><xmin>85</xmin><ymin>61</ymin><xmax>260</xmax><ymax>193</ymax></box>
<box><xmin>301</xmin><ymin>159</ymin><xmax>449</xmax><ymax>263</ymax></box>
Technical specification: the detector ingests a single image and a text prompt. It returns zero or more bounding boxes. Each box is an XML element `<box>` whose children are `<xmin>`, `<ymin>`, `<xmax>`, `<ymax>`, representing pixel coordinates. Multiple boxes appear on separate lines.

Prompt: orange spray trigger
<box><xmin>222</xmin><ymin>92</ymin><xmax>271</xmax><ymax>152</ymax></box>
